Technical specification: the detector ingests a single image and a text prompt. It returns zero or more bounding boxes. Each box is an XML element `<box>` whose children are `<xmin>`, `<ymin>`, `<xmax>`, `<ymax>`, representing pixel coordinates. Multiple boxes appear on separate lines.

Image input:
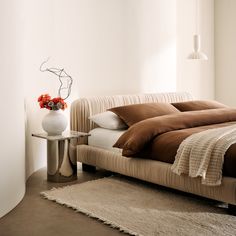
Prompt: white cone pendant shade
<box><xmin>187</xmin><ymin>35</ymin><xmax>208</xmax><ymax>60</ymax></box>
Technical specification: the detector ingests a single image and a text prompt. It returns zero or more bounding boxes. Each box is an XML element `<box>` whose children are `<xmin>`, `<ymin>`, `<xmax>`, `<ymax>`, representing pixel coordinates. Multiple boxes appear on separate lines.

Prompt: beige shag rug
<box><xmin>41</xmin><ymin>176</ymin><xmax>236</xmax><ymax>236</ymax></box>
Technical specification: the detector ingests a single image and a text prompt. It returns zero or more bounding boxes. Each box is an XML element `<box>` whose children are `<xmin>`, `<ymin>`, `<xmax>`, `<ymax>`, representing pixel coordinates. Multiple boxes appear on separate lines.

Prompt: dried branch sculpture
<box><xmin>40</xmin><ymin>58</ymin><xmax>73</xmax><ymax>100</ymax></box>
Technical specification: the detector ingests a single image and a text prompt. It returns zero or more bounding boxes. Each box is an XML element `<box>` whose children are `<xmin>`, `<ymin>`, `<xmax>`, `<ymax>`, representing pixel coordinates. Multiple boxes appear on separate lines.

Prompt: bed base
<box><xmin>82</xmin><ymin>163</ymin><xmax>96</xmax><ymax>172</ymax></box>
<box><xmin>81</xmin><ymin>158</ymin><xmax>236</xmax><ymax>215</ymax></box>
<box><xmin>77</xmin><ymin>145</ymin><xmax>236</xmax><ymax>207</ymax></box>
<box><xmin>228</xmin><ymin>204</ymin><xmax>236</xmax><ymax>216</ymax></box>
<box><xmin>81</xmin><ymin>159</ymin><xmax>236</xmax><ymax>215</ymax></box>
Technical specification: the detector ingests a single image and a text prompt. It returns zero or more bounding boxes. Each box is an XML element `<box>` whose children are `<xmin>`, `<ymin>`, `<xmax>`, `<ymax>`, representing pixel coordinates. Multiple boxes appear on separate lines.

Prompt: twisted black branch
<box><xmin>40</xmin><ymin>58</ymin><xmax>73</xmax><ymax>100</ymax></box>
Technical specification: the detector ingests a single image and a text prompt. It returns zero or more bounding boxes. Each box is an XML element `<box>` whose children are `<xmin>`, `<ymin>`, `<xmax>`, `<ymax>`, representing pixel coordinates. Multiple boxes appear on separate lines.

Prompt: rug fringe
<box><xmin>41</xmin><ymin>192</ymin><xmax>140</xmax><ymax>236</ymax></box>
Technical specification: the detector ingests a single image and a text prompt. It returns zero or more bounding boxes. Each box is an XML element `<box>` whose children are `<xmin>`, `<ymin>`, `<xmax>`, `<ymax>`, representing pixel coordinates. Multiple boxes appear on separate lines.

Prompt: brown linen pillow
<box><xmin>172</xmin><ymin>100</ymin><xmax>228</xmax><ymax>112</ymax></box>
<box><xmin>108</xmin><ymin>103</ymin><xmax>180</xmax><ymax>127</ymax></box>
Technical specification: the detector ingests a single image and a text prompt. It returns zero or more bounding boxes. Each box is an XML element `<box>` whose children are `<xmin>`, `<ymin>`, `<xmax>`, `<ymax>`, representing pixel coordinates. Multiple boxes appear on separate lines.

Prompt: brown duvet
<box><xmin>114</xmin><ymin>108</ymin><xmax>236</xmax><ymax>178</ymax></box>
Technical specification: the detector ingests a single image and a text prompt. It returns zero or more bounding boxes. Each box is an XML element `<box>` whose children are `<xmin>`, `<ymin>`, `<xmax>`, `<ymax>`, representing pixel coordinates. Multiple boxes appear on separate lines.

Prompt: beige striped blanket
<box><xmin>171</xmin><ymin>125</ymin><xmax>236</xmax><ymax>186</ymax></box>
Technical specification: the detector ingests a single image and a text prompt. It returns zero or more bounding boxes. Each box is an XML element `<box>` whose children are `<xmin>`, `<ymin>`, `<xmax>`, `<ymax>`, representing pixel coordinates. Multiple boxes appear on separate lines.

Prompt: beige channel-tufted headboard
<box><xmin>70</xmin><ymin>92</ymin><xmax>193</xmax><ymax>144</ymax></box>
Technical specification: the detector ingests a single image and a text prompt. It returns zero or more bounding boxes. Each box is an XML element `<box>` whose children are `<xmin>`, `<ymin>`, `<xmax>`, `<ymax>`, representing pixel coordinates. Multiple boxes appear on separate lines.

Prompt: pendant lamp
<box><xmin>187</xmin><ymin>0</ymin><xmax>208</xmax><ymax>60</ymax></box>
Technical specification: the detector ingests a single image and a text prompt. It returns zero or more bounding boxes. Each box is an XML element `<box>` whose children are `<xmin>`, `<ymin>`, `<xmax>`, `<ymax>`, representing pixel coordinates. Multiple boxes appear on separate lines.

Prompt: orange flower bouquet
<box><xmin>38</xmin><ymin>94</ymin><xmax>67</xmax><ymax>111</ymax></box>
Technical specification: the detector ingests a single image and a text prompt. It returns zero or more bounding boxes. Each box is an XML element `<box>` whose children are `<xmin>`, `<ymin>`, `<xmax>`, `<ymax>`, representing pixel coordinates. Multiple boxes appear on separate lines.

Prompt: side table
<box><xmin>32</xmin><ymin>131</ymin><xmax>90</xmax><ymax>183</ymax></box>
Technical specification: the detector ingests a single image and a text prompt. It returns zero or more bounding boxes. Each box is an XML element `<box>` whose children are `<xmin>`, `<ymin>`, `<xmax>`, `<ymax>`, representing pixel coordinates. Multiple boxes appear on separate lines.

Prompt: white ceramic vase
<box><xmin>42</xmin><ymin>110</ymin><xmax>68</xmax><ymax>136</ymax></box>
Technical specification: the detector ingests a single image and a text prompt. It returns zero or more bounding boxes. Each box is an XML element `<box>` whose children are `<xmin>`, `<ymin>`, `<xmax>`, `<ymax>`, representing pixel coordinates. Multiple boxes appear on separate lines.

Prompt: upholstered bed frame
<box><xmin>70</xmin><ymin>92</ymin><xmax>236</xmax><ymax>209</ymax></box>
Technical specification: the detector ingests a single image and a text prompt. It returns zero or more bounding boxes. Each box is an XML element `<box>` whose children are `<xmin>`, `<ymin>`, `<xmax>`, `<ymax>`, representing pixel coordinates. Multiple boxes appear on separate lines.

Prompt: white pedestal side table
<box><xmin>32</xmin><ymin>131</ymin><xmax>90</xmax><ymax>183</ymax></box>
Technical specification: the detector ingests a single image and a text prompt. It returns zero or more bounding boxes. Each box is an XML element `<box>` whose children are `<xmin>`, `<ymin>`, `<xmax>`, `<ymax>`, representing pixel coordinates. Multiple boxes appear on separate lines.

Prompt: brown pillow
<box><xmin>172</xmin><ymin>100</ymin><xmax>228</xmax><ymax>112</ymax></box>
<box><xmin>108</xmin><ymin>103</ymin><xmax>180</xmax><ymax>126</ymax></box>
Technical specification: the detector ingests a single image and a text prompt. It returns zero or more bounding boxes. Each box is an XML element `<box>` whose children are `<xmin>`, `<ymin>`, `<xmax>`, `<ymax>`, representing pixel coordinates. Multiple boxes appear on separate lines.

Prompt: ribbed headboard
<box><xmin>70</xmin><ymin>92</ymin><xmax>193</xmax><ymax>135</ymax></box>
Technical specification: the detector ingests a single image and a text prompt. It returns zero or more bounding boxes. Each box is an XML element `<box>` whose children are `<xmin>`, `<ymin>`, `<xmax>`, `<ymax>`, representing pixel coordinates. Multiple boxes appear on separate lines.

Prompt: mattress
<box><xmin>88</xmin><ymin>128</ymin><xmax>125</xmax><ymax>153</ymax></box>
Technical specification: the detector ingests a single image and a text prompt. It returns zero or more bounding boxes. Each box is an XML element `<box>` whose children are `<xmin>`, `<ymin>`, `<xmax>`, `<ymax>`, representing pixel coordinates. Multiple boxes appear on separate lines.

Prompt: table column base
<box><xmin>47</xmin><ymin>140</ymin><xmax>77</xmax><ymax>183</ymax></box>
<box><xmin>47</xmin><ymin>171</ymin><xmax>77</xmax><ymax>183</ymax></box>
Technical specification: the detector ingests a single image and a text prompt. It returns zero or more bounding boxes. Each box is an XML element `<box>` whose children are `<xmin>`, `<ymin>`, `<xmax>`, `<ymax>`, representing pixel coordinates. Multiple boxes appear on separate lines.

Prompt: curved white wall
<box><xmin>23</xmin><ymin>0</ymin><xmax>55</xmax><ymax>179</ymax></box>
<box><xmin>52</xmin><ymin>0</ymin><xmax>176</xmax><ymax>97</ymax></box>
<box><xmin>0</xmin><ymin>0</ymin><xmax>25</xmax><ymax>217</ymax></box>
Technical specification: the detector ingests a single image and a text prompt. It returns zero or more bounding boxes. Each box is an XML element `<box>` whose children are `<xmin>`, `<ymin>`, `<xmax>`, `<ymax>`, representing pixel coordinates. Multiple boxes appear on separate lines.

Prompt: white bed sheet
<box><xmin>88</xmin><ymin>128</ymin><xmax>126</xmax><ymax>153</ymax></box>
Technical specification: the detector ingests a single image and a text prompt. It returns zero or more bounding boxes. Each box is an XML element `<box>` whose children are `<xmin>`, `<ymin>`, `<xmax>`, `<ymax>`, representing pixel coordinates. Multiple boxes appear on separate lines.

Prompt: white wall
<box><xmin>47</xmin><ymin>0</ymin><xmax>215</xmax><ymax>101</ymax></box>
<box><xmin>53</xmin><ymin>0</ymin><xmax>176</xmax><ymax>97</ymax></box>
<box><xmin>177</xmin><ymin>0</ymin><xmax>214</xmax><ymax>99</ymax></box>
<box><xmin>215</xmin><ymin>0</ymin><xmax>236</xmax><ymax>106</ymax></box>
<box><xmin>124</xmin><ymin>0</ymin><xmax>176</xmax><ymax>93</ymax></box>
<box><xmin>53</xmin><ymin>0</ymin><xmax>128</xmax><ymax>96</ymax></box>
<box><xmin>22</xmin><ymin>0</ymin><xmax>57</xmax><ymax>179</ymax></box>
<box><xmin>0</xmin><ymin>0</ymin><xmax>25</xmax><ymax>218</ymax></box>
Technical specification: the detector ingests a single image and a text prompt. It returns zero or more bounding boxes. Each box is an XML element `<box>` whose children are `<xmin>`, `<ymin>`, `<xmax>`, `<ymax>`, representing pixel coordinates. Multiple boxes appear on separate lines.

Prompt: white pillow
<box><xmin>89</xmin><ymin>111</ymin><xmax>127</xmax><ymax>130</ymax></box>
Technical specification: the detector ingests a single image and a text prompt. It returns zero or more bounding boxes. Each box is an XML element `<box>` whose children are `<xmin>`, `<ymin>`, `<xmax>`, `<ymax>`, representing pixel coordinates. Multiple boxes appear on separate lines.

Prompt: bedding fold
<box><xmin>114</xmin><ymin>108</ymin><xmax>236</xmax><ymax>156</ymax></box>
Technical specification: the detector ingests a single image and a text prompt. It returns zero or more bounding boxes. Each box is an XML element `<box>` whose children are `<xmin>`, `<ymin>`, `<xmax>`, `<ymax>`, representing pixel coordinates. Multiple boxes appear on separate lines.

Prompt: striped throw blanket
<box><xmin>171</xmin><ymin>125</ymin><xmax>236</xmax><ymax>186</ymax></box>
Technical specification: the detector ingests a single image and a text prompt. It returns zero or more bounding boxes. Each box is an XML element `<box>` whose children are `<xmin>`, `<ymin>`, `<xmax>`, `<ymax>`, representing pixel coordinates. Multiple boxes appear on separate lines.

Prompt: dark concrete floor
<box><xmin>0</xmin><ymin>165</ymin><xmax>124</xmax><ymax>236</ymax></box>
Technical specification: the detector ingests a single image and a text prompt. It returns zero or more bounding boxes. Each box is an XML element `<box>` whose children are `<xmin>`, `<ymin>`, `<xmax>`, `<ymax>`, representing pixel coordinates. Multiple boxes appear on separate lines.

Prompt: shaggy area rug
<box><xmin>41</xmin><ymin>176</ymin><xmax>236</xmax><ymax>236</ymax></box>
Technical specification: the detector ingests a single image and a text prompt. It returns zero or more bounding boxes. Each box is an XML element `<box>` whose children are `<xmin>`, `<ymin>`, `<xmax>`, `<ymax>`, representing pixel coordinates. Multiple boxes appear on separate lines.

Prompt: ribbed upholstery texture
<box><xmin>70</xmin><ymin>92</ymin><xmax>236</xmax><ymax>205</ymax></box>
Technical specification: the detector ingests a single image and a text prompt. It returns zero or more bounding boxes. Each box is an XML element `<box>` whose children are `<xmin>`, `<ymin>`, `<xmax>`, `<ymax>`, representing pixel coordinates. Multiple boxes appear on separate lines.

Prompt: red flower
<box><xmin>39</xmin><ymin>101</ymin><xmax>44</xmax><ymax>108</ymax></box>
<box><xmin>52</xmin><ymin>97</ymin><xmax>60</xmax><ymax>103</ymax></box>
<box><xmin>38</xmin><ymin>95</ymin><xmax>43</xmax><ymax>102</ymax></box>
<box><xmin>38</xmin><ymin>94</ymin><xmax>51</xmax><ymax>102</ymax></box>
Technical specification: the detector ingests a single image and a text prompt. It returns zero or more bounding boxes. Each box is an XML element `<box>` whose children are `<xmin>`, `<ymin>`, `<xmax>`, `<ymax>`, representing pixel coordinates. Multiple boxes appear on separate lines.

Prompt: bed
<box><xmin>70</xmin><ymin>92</ymin><xmax>236</xmax><ymax>212</ymax></box>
